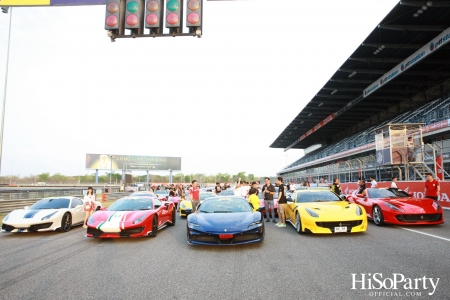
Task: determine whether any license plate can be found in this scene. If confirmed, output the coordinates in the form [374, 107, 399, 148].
[334, 226, 347, 233]
[219, 234, 233, 239]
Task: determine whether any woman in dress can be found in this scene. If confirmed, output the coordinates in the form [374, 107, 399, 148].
[83, 187, 96, 228]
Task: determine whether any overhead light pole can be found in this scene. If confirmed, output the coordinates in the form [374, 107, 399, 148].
[109, 155, 114, 192]
[0, 7, 12, 177]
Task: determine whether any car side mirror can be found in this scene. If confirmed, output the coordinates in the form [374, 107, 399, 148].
[408, 193, 413, 197]
[340, 195, 347, 201]
[356, 194, 364, 198]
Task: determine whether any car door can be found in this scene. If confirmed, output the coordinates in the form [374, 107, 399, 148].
[285, 192, 297, 222]
[70, 198, 85, 224]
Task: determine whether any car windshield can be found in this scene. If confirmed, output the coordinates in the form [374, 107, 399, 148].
[30, 198, 71, 209]
[200, 193, 216, 200]
[199, 197, 252, 213]
[108, 197, 154, 211]
[219, 190, 234, 196]
[368, 189, 400, 198]
[387, 188, 410, 197]
[296, 192, 341, 203]
[130, 192, 156, 197]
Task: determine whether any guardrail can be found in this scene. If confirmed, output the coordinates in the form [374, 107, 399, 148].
[0, 192, 131, 214]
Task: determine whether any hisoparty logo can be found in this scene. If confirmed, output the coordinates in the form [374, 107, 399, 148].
[431, 32, 450, 52]
[352, 273, 440, 296]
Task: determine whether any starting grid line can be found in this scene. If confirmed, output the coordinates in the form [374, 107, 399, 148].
[396, 227, 450, 242]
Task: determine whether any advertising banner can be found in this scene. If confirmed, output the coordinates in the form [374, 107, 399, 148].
[85, 154, 181, 170]
[340, 181, 450, 209]
[364, 27, 450, 97]
[0, 0, 105, 6]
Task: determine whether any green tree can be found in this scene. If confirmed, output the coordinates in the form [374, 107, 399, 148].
[51, 173, 67, 183]
[248, 174, 255, 181]
[37, 173, 50, 182]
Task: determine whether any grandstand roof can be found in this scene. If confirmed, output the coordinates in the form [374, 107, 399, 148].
[270, 0, 450, 151]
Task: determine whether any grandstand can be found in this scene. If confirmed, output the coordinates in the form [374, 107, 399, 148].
[271, 1, 450, 188]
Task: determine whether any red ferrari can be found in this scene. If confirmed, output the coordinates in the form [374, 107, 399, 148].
[347, 188, 444, 226]
[86, 196, 176, 238]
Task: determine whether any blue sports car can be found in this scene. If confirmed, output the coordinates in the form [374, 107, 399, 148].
[186, 196, 264, 245]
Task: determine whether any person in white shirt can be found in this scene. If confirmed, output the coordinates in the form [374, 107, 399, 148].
[241, 181, 250, 198]
[234, 178, 242, 197]
[290, 181, 296, 192]
[370, 176, 377, 188]
[391, 176, 398, 188]
[83, 187, 96, 228]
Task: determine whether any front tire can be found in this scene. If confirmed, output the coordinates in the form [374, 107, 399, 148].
[168, 209, 176, 226]
[60, 213, 72, 232]
[296, 213, 304, 234]
[148, 216, 158, 237]
[372, 205, 384, 226]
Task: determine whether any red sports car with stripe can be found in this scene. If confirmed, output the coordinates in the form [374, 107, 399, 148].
[347, 188, 444, 226]
[86, 196, 175, 238]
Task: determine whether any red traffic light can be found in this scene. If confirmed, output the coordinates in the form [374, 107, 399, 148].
[146, 14, 158, 26]
[166, 13, 179, 25]
[106, 15, 118, 27]
[187, 13, 199, 25]
[126, 14, 139, 26]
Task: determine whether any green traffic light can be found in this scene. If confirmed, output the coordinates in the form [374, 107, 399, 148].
[167, 0, 179, 11]
[127, 1, 139, 13]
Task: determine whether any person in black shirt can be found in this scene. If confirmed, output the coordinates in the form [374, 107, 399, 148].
[330, 178, 342, 196]
[214, 182, 222, 195]
[357, 178, 366, 196]
[262, 177, 276, 223]
[276, 177, 287, 227]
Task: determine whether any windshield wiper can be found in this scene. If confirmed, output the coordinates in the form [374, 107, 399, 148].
[138, 208, 150, 210]
[214, 211, 233, 213]
[199, 210, 210, 213]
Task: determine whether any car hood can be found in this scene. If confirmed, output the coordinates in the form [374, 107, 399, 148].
[91, 210, 153, 232]
[189, 212, 259, 233]
[377, 197, 441, 213]
[297, 201, 364, 220]
[3, 209, 62, 223]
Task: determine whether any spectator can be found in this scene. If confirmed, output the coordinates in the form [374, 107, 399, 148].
[290, 181, 296, 192]
[330, 178, 342, 196]
[370, 176, 377, 188]
[241, 181, 250, 198]
[247, 188, 260, 212]
[262, 177, 276, 223]
[276, 177, 287, 227]
[424, 173, 440, 201]
[189, 180, 200, 213]
[234, 178, 242, 197]
[391, 176, 398, 188]
[214, 182, 222, 195]
[357, 179, 366, 196]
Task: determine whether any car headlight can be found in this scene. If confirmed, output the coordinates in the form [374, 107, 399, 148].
[356, 206, 363, 216]
[188, 222, 200, 228]
[41, 211, 58, 221]
[305, 207, 319, 218]
[133, 214, 147, 224]
[384, 202, 402, 211]
[181, 202, 186, 209]
[3, 214, 10, 222]
[432, 201, 441, 211]
[248, 220, 262, 227]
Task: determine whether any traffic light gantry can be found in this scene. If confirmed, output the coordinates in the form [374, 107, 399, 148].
[105, 0, 202, 41]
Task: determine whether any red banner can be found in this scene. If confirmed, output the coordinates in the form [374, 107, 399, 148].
[340, 181, 450, 209]
[437, 155, 443, 180]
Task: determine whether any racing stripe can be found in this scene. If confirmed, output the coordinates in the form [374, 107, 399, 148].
[97, 222, 106, 230]
[107, 212, 117, 222]
[24, 210, 40, 219]
[121, 212, 128, 230]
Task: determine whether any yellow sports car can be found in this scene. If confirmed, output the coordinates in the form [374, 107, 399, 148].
[179, 192, 216, 217]
[284, 190, 367, 234]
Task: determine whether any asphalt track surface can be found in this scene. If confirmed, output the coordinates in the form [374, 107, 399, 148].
[1, 211, 449, 300]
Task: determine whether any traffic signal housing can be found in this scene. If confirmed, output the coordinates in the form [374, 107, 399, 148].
[145, 0, 164, 33]
[105, 0, 121, 31]
[125, 0, 144, 34]
[165, 0, 183, 33]
[186, 0, 202, 33]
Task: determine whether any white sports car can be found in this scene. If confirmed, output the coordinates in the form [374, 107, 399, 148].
[1, 196, 102, 233]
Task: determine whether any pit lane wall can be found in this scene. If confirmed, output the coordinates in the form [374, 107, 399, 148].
[340, 181, 450, 209]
